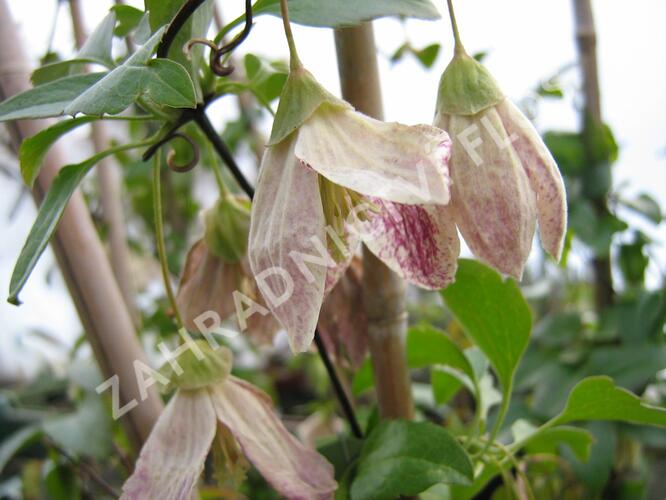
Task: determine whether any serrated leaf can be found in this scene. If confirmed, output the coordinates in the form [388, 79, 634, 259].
[441, 259, 531, 400]
[252, 0, 440, 27]
[0, 73, 105, 121]
[350, 420, 473, 500]
[552, 376, 666, 427]
[8, 145, 137, 304]
[20, 117, 97, 186]
[65, 29, 196, 116]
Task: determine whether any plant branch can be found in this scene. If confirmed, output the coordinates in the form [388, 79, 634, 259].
[157, 0, 208, 58]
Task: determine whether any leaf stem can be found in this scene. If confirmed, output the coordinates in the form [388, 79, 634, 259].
[446, 0, 466, 55]
[152, 154, 184, 330]
[279, 0, 303, 70]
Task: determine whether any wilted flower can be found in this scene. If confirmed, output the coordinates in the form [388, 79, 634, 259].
[121, 342, 336, 500]
[433, 47, 567, 279]
[177, 196, 280, 344]
[249, 66, 455, 352]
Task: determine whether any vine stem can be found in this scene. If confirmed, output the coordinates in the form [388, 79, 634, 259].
[446, 0, 466, 55]
[152, 154, 185, 329]
[278, 0, 303, 70]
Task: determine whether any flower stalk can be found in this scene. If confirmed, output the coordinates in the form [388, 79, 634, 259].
[279, 0, 302, 70]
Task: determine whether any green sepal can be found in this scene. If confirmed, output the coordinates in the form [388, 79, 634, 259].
[204, 195, 251, 263]
[159, 340, 233, 391]
[435, 52, 504, 116]
[268, 67, 350, 146]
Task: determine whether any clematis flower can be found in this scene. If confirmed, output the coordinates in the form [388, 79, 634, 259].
[249, 65, 456, 352]
[121, 342, 336, 500]
[177, 196, 280, 344]
[433, 45, 567, 279]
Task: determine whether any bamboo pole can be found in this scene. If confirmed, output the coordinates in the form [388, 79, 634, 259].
[334, 24, 414, 420]
[68, 0, 138, 323]
[0, 0, 162, 451]
[572, 0, 614, 310]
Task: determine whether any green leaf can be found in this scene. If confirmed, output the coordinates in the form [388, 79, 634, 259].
[159, 342, 233, 391]
[552, 376, 666, 427]
[78, 11, 116, 67]
[146, 0, 213, 100]
[0, 426, 42, 473]
[244, 53, 289, 103]
[431, 368, 465, 405]
[511, 419, 594, 462]
[525, 426, 594, 462]
[569, 200, 628, 256]
[8, 145, 137, 304]
[621, 193, 663, 224]
[350, 420, 473, 500]
[65, 29, 196, 116]
[252, 0, 440, 27]
[441, 259, 531, 400]
[30, 12, 117, 86]
[112, 4, 145, 37]
[415, 43, 440, 68]
[19, 117, 97, 186]
[0, 73, 105, 121]
[31, 60, 87, 86]
[407, 324, 475, 381]
[352, 324, 476, 395]
[42, 396, 112, 459]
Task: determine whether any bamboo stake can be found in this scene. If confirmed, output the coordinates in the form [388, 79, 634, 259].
[572, 0, 614, 310]
[0, 0, 162, 451]
[68, 0, 138, 323]
[334, 24, 414, 420]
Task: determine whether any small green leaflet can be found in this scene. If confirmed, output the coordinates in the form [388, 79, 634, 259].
[64, 28, 196, 116]
[350, 420, 473, 500]
[8, 144, 142, 305]
[552, 376, 666, 427]
[0, 73, 105, 121]
[252, 0, 440, 27]
[441, 259, 531, 401]
[19, 117, 97, 187]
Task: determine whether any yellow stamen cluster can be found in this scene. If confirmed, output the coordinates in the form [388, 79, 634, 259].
[318, 176, 377, 262]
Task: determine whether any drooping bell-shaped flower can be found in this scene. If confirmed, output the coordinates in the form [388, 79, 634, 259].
[249, 64, 455, 352]
[121, 341, 336, 500]
[177, 195, 279, 344]
[433, 36, 567, 279]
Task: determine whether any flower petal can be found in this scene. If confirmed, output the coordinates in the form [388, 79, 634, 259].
[295, 106, 451, 205]
[438, 108, 537, 279]
[121, 390, 217, 500]
[249, 136, 328, 352]
[497, 99, 567, 260]
[319, 257, 368, 368]
[360, 200, 459, 289]
[210, 377, 337, 500]
[176, 240, 242, 333]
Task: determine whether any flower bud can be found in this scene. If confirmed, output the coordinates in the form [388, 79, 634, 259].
[204, 195, 251, 263]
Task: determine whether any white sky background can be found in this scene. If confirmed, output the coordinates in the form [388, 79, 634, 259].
[1, 0, 665, 378]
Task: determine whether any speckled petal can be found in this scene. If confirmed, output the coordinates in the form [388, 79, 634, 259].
[249, 136, 328, 352]
[437, 108, 537, 279]
[360, 200, 459, 289]
[295, 106, 452, 205]
[176, 240, 242, 333]
[120, 390, 216, 500]
[497, 99, 567, 260]
[210, 377, 337, 500]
